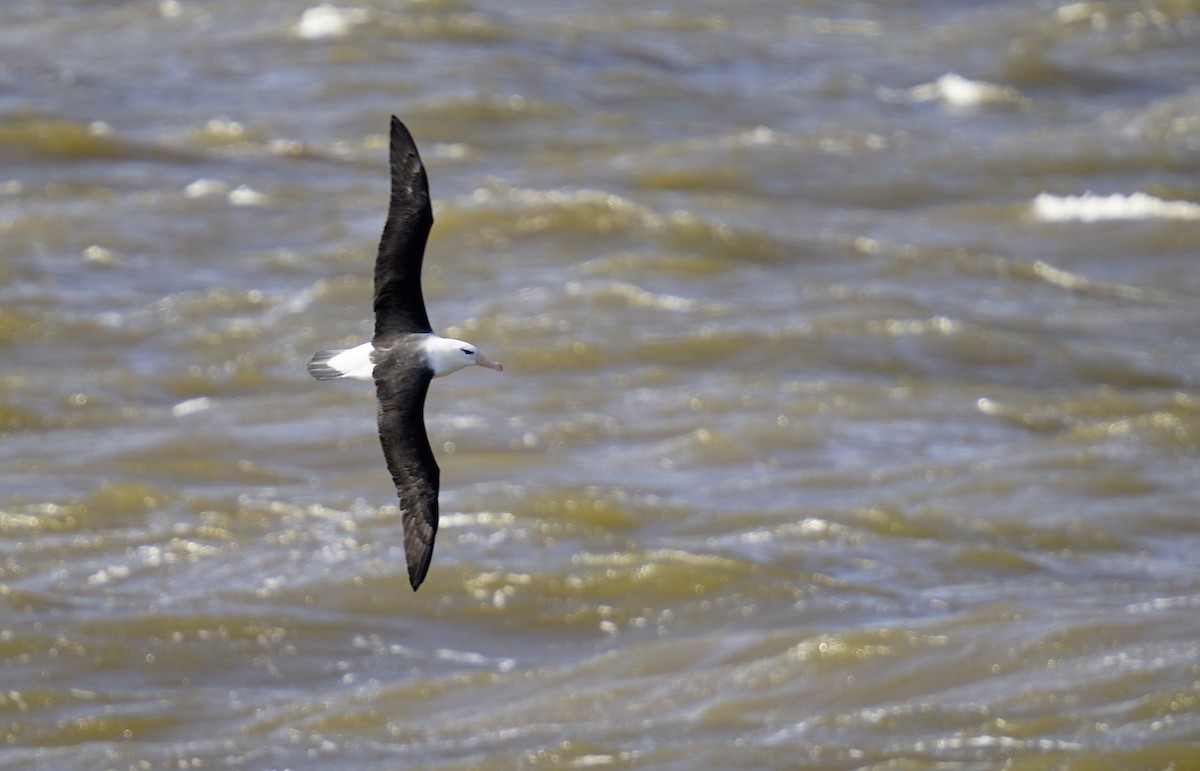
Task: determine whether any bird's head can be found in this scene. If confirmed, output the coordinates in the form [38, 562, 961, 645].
[424, 336, 504, 378]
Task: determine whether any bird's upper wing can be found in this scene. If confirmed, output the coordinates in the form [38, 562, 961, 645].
[374, 347, 439, 590]
[373, 116, 434, 339]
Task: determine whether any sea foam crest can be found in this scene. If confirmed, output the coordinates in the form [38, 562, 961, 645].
[880, 73, 1022, 110]
[294, 3, 369, 40]
[1032, 192, 1200, 223]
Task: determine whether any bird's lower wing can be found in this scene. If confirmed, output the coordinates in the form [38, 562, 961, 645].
[374, 354, 440, 590]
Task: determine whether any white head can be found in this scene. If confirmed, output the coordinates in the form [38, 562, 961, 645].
[422, 335, 504, 378]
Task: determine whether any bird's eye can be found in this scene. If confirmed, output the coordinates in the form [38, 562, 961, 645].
[461, 347, 474, 355]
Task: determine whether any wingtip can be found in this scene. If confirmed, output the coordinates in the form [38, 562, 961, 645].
[407, 556, 431, 591]
[405, 527, 437, 592]
[389, 115, 416, 148]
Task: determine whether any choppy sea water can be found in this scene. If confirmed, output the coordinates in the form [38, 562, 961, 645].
[2, 1, 1200, 768]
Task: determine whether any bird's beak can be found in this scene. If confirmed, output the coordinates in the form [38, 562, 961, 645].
[476, 353, 504, 372]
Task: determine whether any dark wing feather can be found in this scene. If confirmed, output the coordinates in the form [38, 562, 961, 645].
[374, 345, 439, 590]
[373, 116, 434, 339]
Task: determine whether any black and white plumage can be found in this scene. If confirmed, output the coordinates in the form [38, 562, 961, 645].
[308, 116, 503, 591]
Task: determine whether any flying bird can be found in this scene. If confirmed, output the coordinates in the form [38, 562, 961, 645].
[307, 116, 503, 590]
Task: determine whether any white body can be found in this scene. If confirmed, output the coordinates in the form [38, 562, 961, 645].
[316, 335, 501, 381]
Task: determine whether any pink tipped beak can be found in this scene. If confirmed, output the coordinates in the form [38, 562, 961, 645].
[476, 354, 504, 372]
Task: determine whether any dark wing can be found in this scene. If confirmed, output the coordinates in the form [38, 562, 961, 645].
[373, 116, 434, 339]
[374, 347, 440, 590]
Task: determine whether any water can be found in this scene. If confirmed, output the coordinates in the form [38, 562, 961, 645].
[2, 0, 1200, 768]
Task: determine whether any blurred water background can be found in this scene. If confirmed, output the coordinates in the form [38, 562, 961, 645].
[2, 0, 1200, 768]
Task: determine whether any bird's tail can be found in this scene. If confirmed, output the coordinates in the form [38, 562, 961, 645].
[306, 342, 376, 381]
[307, 349, 350, 380]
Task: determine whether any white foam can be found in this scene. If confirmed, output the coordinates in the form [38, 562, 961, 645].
[887, 73, 1021, 109]
[184, 179, 229, 198]
[82, 245, 116, 266]
[228, 185, 268, 207]
[172, 397, 212, 417]
[1032, 192, 1200, 223]
[295, 4, 369, 40]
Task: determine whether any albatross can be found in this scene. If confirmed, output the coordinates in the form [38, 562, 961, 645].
[307, 116, 503, 591]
